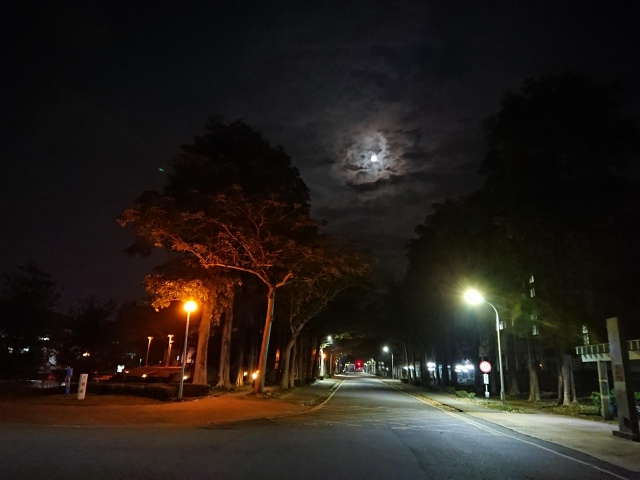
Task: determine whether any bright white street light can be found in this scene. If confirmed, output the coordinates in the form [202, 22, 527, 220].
[464, 289, 506, 404]
[464, 289, 484, 305]
[383, 346, 389, 353]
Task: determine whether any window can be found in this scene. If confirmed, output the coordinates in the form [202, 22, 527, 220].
[499, 320, 505, 330]
[532, 324, 539, 336]
[530, 287, 535, 298]
[529, 275, 535, 284]
[582, 325, 590, 346]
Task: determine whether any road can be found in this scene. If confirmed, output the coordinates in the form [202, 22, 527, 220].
[1, 374, 636, 479]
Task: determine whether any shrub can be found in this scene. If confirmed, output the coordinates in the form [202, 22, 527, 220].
[455, 390, 476, 399]
[443, 386, 456, 394]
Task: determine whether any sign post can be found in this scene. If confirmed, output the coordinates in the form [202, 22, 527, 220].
[77, 373, 88, 400]
[479, 361, 492, 400]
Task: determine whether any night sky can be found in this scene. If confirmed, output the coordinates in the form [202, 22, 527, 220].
[3, 1, 639, 307]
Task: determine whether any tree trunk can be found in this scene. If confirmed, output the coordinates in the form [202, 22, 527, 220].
[557, 365, 564, 405]
[311, 336, 320, 380]
[280, 333, 297, 389]
[562, 355, 572, 406]
[298, 335, 306, 385]
[526, 336, 540, 402]
[289, 339, 297, 388]
[234, 327, 245, 387]
[569, 355, 579, 404]
[254, 286, 276, 394]
[215, 303, 234, 388]
[193, 296, 214, 385]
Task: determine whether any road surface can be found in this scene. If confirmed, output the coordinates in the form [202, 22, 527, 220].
[1, 374, 636, 479]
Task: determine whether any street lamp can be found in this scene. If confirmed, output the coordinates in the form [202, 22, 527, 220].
[464, 289, 506, 404]
[383, 346, 394, 379]
[166, 334, 174, 367]
[146, 336, 153, 367]
[178, 300, 197, 400]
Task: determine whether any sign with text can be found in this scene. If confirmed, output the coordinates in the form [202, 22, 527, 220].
[479, 361, 492, 373]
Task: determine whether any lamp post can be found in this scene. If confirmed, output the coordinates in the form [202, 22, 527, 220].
[178, 301, 197, 400]
[166, 334, 174, 367]
[383, 346, 394, 379]
[464, 289, 506, 404]
[145, 336, 153, 367]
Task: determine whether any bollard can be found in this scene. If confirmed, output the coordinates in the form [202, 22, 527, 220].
[77, 373, 88, 400]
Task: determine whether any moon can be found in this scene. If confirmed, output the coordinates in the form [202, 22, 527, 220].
[371, 154, 378, 162]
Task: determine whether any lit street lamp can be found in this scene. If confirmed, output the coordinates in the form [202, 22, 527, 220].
[146, 336, 153, 367]
[178, 300, 197, 400]
[383, 346, 394, 379]
[464, 289, 506, 404]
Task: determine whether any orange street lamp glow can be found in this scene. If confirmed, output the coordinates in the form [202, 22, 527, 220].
[178, 300, 197, 400]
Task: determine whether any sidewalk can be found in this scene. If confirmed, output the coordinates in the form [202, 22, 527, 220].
[391, 382, 640, 474]
[0, 378, 342, 427]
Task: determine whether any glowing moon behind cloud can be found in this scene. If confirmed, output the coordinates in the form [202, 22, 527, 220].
[371, 154, 378, 162]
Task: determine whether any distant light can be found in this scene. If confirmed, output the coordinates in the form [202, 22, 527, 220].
[327, 336, 332, 341]
[117, 365, 125, 373]
[252, 371, 258, 380]
[158, 168, 164, 172]
[82, 352, 90, 357]
[243, 371, 248, 377]
[184, 301, 197, 312]
[142, 374, 147, 378]
[183, 375, 188, 380]
[371, 154, 378, 162]
[383, 346, 389, 353]
[427, 362, 435, 368]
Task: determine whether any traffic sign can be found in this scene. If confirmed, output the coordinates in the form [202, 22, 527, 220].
[483, 373, 489, 385]
[479, 361, 492, 373]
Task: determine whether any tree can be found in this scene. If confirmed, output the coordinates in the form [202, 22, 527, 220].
[480, 74, 640, 402]
[0, 264, 63, 379]
[61, 296, 117, 371]
[143, 259, 238, 385]
[277, 242, 373, 389]
[120, 119, 315, 392]
[120, 187, 319, 392]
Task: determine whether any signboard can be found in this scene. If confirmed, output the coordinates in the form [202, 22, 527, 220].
[483, 374, 489, 385]
[479, 361, 492, 373]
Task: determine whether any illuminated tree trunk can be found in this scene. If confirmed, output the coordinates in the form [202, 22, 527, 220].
[526, 336, 540, 402]
[289, 339, 297, 388]
[234, 328, 245, 387]
[216, 302, 234, 388]
[280, 332, 297, 389]
[254, 286, 276, 394]
[193, 296, 214, 385]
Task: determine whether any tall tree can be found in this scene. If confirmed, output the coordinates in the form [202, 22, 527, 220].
[120, 187, 319, 392]
[0, 264, 63, 379]
[277, 242, 373, 389]
[144, 260, 237, 385]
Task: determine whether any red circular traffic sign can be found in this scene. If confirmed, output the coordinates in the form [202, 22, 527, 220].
[479, 361, 492, 373]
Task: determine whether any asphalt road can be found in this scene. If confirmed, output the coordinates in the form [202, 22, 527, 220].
[1, 374, 637, 479]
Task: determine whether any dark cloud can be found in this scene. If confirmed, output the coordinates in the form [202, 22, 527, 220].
[2, 0, 639, 304]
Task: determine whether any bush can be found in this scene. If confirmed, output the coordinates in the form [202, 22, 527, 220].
[443, 386, 456, 394]
[455, 390, 476, 399]
[86, 383, 210, 401]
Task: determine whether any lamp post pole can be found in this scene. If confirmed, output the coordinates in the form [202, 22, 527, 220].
[464, 289, 506, 405]
[178, 301, 197, 400]
[486, 301, 507, 404]
[383, 346, 394, 379]
[145, 336, 153, 367]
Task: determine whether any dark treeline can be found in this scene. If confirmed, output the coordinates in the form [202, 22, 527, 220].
[371, 74, 640, 403]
